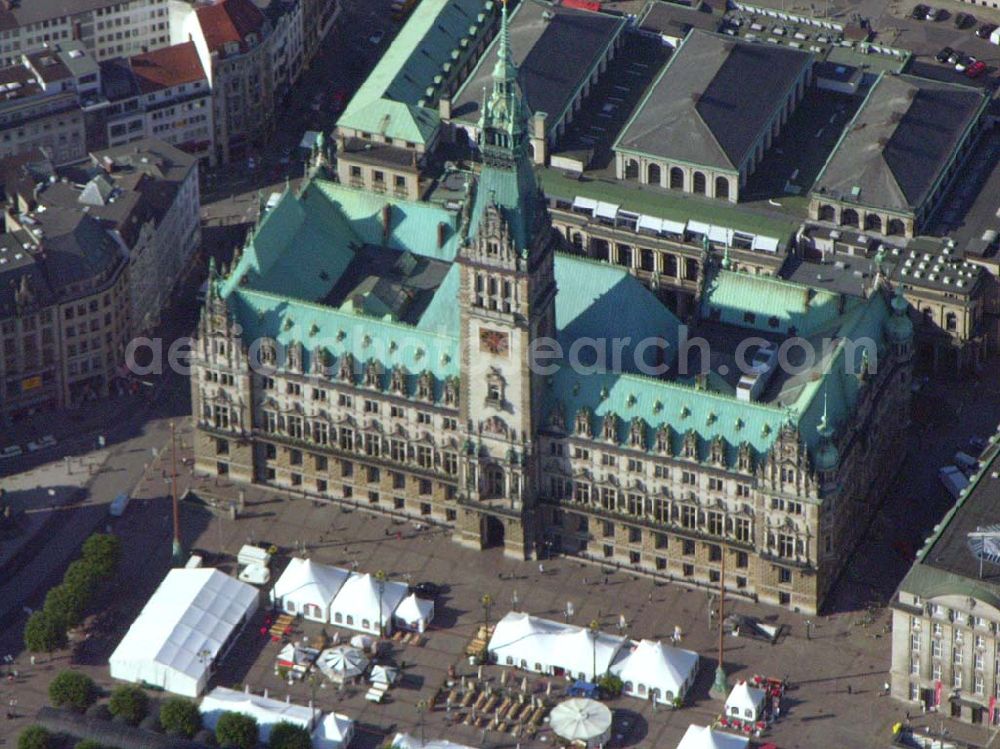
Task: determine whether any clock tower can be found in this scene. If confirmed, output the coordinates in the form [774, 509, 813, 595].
[454, 0, 557, 559]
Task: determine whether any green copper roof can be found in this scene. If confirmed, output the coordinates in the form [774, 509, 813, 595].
[701, 269, 857, 337]
[336, 0, 493, 144]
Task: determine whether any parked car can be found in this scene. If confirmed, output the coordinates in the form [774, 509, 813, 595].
[965, 59, 987, 77]
[955, 11, 975, 28]
[936, 46, 954, 63]
[924, 6, 943, 20]
[912, 3, 929, 18]
[967, 436, 989, 455]
[947, 50, 962, 65]
[368, 29, 385, 45]
[0, 445, 22, 460]
[411, 582, 441, 599]
[955, 54, 976, 72]
[976, 22, 998, 38]
[27, 435, 56, 452]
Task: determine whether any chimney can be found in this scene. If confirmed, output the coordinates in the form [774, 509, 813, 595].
[382, 204, 391, 243]
[437, 221, 447, 248]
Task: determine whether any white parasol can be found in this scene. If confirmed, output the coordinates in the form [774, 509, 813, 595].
[549, 698, 613, 748]
[318, 646, 369, 682]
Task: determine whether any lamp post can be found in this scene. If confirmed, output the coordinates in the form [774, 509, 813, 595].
[170, 422, 184, 565]
[588, 619, 600, 683]
[710, 546, 728, 699]
[481, 594, 493, 634]
[375, 569, 387, 638]
[511, 589, 519, 612]
[416, 699, 429, 745]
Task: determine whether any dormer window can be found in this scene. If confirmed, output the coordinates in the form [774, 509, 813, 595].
[488, 241, 499, 257]
[485, 367, 505, 406]
[224, 41, 239, 56]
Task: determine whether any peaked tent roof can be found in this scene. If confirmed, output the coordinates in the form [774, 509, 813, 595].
[725, 681, 767, 715]
[331, 573, 409, 621]
[394, 593, 435, 623]
[200, 687, 315, 739]
[272, 558, 350, 608]
[676, 724, 749, 749]
[612, 639, 699, 695]
[487, 612, 626, 678]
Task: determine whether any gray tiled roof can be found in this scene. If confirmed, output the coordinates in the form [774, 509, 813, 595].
[812, 74, 987, 213]
[614, 31, 812, 171]
[451, 0, 624, 133]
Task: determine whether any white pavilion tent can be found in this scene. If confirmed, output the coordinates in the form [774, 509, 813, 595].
[724, 681, 767, 722]
[549, 698, 612, 749]
[393, 593, 435, 632]
[271, 558, 350, 623]
[313, 712, 355, 749]
[329, 573, 409, 635]
[676, 724, 749, 749]
[200, 687, 318, 742]
[109, 569, 259, 697]
[611, 639, 700, 705]
[317, 646, 369, 684]
[392, 733, 476, 749]
[487, 612, 626, 680]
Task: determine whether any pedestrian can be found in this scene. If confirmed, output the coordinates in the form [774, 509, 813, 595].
[583, 576, 588, 585]
[648, 592, 653, 603]
[539, 562, 544, 574]
[847, 684, 852, 695]
[604, 575, 608, 585]
[883, 681, 890, 696]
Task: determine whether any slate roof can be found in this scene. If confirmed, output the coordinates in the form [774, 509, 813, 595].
[614, 31, 813, 171]
[638, 1, 720, 39]
[898, 441, 1000, 610]
[336, 0, 492, 144]
[450, 1, 624, 133]
[811, 73, 988, 214]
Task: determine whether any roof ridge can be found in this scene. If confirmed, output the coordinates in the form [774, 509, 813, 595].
[603, 370, 791, 417]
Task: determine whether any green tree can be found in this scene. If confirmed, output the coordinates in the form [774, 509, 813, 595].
[215, 712, 259, 749]
[81, 534, 122, 577]
[267, 722, 312, 749]
[17, 726, 51, 749]
[108, 685, 148, 725]
[23, 611, 67, 653]
[42, 583, 89, 629]
[48, 670, 97, 712]
[62, 560, 99, 599]
[159, 697, 202, 738]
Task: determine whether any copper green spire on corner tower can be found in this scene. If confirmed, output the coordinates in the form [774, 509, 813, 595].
[478, 0, 529, 160]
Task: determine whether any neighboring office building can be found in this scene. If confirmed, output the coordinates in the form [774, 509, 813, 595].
[191, 9, 914, 614]
[445, 0, 625, 165]
[181, 0, 273, 164]
[261, 0, 305, 103]
[300, 0, 339, 68]
[0, 0, 173, 67]
[0, 163, 131, 420]
[99, 42, 214, 165]
[0, 43, 102, 166]
[635, 0, 722, 47]
[890, 436, 1000, 724]
[334, 0, 501, 199]
[613, 31, 813, 203]
[810, 73, 989, 239]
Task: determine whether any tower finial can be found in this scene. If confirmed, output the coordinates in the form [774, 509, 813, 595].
[817, 383, 833, 438]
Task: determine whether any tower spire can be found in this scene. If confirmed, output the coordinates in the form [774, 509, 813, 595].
[493, 0, 514, 84]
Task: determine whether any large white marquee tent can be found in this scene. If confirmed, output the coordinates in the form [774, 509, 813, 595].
[109, 569, 259, 697]
[271, 558, 350, 622]
[200, 687, 318, 742]
[329, 573, 409, 635]
[392, 733, 475, 749]
[675, 725, 748, 749]
[487, 612, 626, 680]
[611, 639, 700, 705]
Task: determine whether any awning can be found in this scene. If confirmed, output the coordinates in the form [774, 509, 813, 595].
[572, 196, 598, 212]
[687, 220, 710, 235]
[707, 226, 732, 244]
[753, 236, 780, 252]
[661, 219, 686, 235]
[594, 202, 620, 220]
[637, 215, 662, 233]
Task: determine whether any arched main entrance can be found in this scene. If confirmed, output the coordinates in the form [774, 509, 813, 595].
[481, 515, 505, 549]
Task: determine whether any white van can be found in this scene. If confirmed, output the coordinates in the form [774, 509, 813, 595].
[939, 465, 970, 500]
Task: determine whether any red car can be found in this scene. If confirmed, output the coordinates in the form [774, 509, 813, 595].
[966, 60, 987, 78]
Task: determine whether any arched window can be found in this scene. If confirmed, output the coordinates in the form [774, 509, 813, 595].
[346, 615, 354, 625]
[841, 208, 859, 227]
[669, 167, 684, 189]
[818, 204, 836, 222]
[887, 218, 905, 236]
[334, 612, 342, 623]
[362, 619, 370, 630]
[693, 172, 706, 194]
[865, 214, 883, 233]
[286, 601, 296, 613]
[715, 176, 730, 200]
[625, 159, 639, 180]
[647, 163, 661, 185]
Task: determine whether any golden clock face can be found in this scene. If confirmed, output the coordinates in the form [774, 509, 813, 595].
[480, 328, 509, 355]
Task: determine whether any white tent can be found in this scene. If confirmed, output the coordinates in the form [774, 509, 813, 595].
[329, 573, 408, 635]
[200, 687, 317, 742]
[611, 639, 699, 705]
[392, 733, 475, 749]
[725, 681, 767, 721]
[109, 569, 259, 697]
[271, 558, 350, 623]
[370, 664, 399, 685]
[487, 612, 626, 680]
[549, 698, 612, 748]
[676, 724, 749, 749]
[312, 712, 355, 749]
[393, 593, 435, 632]
[317, 646, 368, 683]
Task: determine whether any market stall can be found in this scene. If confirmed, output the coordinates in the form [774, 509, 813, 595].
[393, 593, 435, 632]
